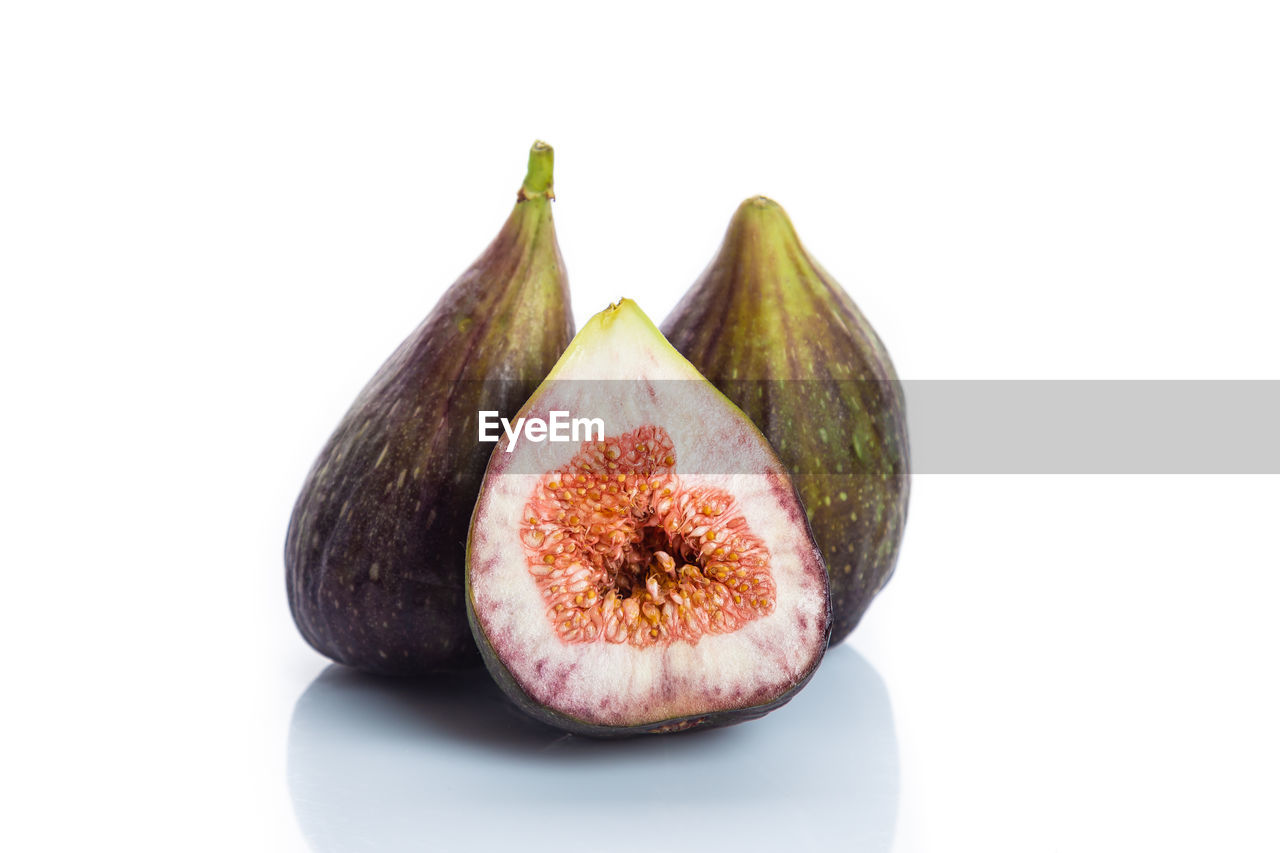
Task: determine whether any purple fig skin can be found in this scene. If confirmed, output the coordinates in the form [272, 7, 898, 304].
[662, 197, 909, 645]
[285, 143, 573, 675]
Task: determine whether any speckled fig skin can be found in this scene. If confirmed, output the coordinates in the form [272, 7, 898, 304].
[285, 143, 573, 675]
[662, 197, 909, 645]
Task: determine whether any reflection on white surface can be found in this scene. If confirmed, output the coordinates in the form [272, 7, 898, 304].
[287, 644, 898, 852]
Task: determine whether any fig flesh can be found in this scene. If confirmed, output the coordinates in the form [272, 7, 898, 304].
[286, 143, 574, 674]
[662, 197, 909, 645]
[467, 299, 831, 736]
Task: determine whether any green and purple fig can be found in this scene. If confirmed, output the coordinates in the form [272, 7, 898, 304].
[286, 142, 574, 674]
[467, 299, 831, 736]
[662, 197, 909, 645]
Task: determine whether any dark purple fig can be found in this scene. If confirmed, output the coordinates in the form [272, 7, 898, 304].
[286, 142, 573, 674]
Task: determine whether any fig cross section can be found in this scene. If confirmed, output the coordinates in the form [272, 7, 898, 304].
[467, 300, 831, 736]
[521, 424, 777, 648]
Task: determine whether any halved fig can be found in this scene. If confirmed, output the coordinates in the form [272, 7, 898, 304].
[466, 299, 831, 736]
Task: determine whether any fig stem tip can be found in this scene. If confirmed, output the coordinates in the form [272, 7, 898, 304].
[520, 141, 555, 201]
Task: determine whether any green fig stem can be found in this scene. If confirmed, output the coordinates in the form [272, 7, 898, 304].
[519, 141, 555, 202]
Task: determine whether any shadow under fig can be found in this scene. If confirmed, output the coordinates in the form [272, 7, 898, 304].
[287, 643, 899, 852]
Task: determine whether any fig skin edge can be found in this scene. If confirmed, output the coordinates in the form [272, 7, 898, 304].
[285, 143, 574, 675]
[662, 197, 910, 646]
[465, 300, 832, 738]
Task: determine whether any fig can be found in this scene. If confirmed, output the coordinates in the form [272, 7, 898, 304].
[286, 142, 574, 674]
[662, 197, 909, 645]
[466, 299, 831, 736]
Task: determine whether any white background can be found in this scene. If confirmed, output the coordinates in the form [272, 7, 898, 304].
[3, 2, 1278, 851]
